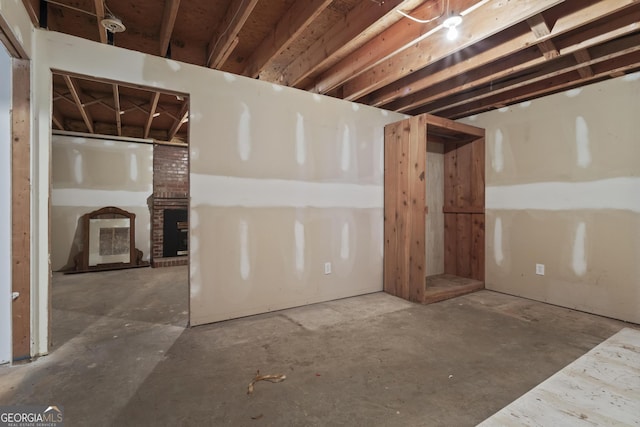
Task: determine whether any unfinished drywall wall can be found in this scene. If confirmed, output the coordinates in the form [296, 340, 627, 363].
[426, 141, 444, 276]
[0, 0, 33, 59]
[51, 135, 153, 271]
[461, 73, 640, 324]
[30, 29, 406, 347]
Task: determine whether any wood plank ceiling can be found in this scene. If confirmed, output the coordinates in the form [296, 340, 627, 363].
[24, 0, 640, 140]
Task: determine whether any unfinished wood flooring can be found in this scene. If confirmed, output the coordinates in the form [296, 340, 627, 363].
[424, 274, 484, 304]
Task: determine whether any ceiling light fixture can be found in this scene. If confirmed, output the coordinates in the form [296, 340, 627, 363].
[100, 2, 126, 33]
[442, 13, 463, 40]
[101, 14, 126, 33]
[397, 0, 467, 41]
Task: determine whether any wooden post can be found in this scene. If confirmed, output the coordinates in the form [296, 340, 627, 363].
[383, 116, 426, 303]
[11, 58, 31, 361]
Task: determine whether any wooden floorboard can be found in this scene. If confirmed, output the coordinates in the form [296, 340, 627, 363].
[479, 328, 640, 426]
[424, 274, 484, 304]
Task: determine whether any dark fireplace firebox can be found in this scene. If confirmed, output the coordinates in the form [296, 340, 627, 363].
[163, 209, 188, 258]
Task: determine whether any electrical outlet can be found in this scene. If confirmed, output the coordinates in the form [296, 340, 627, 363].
[324, 262, 332, 275]
[536, 264, 545, 276]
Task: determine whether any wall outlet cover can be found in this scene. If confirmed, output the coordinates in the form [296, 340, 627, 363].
[536, 264, 545, 276]
[324, 262, 332, 275]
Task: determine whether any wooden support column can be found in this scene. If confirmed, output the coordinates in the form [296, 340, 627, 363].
[11, 59, 31, 361]
[383, 115, 426, 303]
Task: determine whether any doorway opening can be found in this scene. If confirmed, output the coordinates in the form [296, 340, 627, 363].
[49, 71, 190, 351]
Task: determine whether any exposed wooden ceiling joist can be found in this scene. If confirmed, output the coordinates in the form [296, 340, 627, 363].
[278, 0, 418, 87]
[144, 92, 161, 138]
[243, 0, 333, 78]
[159, 0, 181, 56]
[573, 49, 595, 78]
[52, 109, 65, 130]
[112, 84, 122, 136]
[39, 0, 640, 123]
[418, 33, 640, 116]
[53, 72, 188, 142]
[63, 75, 94, 133]
[82, 95, 112, 108]
[93, 0, 107, 44]
[309, 0, 481, 94]
[370, 0, 640, 110]
[168, 101, 189, 141]
[526, 14, 560, 59]
[437, 49, 640, 119]
[343, 0, 565, 101]
[207, 0, 259, 69]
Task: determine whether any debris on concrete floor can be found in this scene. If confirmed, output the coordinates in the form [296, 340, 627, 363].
[247, 370, 286, 395]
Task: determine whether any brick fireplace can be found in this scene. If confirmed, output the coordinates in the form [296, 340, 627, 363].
[150, 144, 189, 267]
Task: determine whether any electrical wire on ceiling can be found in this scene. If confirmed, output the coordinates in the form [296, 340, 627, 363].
[397, 0, 445, 24]
[43, 0, 125, 33]
[395, 0, 480, 41]
[206, 0, 248, 67]
[44, 0, 97, 17]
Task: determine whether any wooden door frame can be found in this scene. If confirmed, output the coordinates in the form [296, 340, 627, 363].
[1, 16, 32, 361]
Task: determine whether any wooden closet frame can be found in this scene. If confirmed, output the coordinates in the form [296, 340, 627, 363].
[383, 114, 485, 303]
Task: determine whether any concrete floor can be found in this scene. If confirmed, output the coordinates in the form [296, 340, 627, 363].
[0, 266, 635, 426]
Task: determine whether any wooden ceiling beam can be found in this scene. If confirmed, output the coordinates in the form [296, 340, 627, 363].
[51, 109, 65, 130]
[159, 0, 181, 56]
[278, 0, 416, 87]
[417, 34, 640, 115]
[342, 0, 564, 101]
[309, 0, 481, 94]
[368, 0, 640, 108]
[93, 0, 107, 43]
[217, 36, 240, 69]
[63, 75, 94, 134]
[81, 95, 112, 108]
[122, 102, 151, 115]
[526, 13, 559, 59]
[64, 119, 165, 140]
[207, 0, 259, 69]
[19, 0, 39, 27]
[112, 84, 122, 137]
[445, 61, 640, 120]
[144, 92, 161, 139]
[168, 101, 188, 141]
[243, 0, 333, 78]
[573, 49, 595, 78]
[388, 17, 640, 113]
[53, 90, 71, 102]
[155, 106, 178, 121]
[435, 48, 640, 119]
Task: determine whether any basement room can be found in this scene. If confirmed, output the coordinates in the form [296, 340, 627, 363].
[1, 0, 638, 425]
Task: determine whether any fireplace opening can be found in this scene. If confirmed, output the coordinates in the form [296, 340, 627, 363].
[163, 209, 188, 258]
